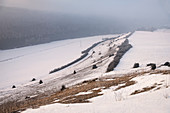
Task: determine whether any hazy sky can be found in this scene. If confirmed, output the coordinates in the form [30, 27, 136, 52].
[0, 0, 170, 26]
[1, 0, 170, 15]
[0, 0, 169, 49]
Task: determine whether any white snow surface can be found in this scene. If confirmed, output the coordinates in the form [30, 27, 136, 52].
[0, 34, 118, 89]
[115, 30, 170, 70]
[22, 30, 170, 113]
[23, 72, 170, 113]
[0, 33, 130, 105]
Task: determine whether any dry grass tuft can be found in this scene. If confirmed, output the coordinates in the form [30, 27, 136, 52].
[149, 70, 170, 75]
[131, 85, 156, 95]
[115, 80, 136, 91]
[57, 89, 102, 104]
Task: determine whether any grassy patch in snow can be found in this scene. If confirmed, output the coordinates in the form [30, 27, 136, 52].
[131, 85, 156, 95]
[115, 80, 136, 91]
[0, 69, 169, 113]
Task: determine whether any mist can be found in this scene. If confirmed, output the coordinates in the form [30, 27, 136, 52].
[1, 0, 170, 21]
[0, 0, 170, 49]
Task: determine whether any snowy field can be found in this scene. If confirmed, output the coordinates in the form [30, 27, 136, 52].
[0, 33, 132, 108]
[22, 29, 170, 113]
[0, 34, 118, 89]
[23, 72, 170, 113]
[115, 30, 170, 70]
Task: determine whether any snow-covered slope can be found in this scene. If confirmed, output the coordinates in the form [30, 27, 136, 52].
[22, 29, 170, 113]
[115, 30, 170, 70]
[0, 34, 118, 89]
[23, 71, 170, 113]
[0, 32, 131, 110]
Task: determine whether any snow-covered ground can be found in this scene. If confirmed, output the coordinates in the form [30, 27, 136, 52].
[0, 34, 118, 89]
[23, 72, 170, 113]
[115, 30, 170, 70]
[0, 32, 133, 107]
[22, 29, 170, 113]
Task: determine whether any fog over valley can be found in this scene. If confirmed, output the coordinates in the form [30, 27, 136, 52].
[0, 0, 170, 49]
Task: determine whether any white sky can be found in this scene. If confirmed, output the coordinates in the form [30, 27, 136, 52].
[0, 0, 170, 26]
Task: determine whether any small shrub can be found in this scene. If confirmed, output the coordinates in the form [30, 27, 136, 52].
[73, 70, 76, 74]
[39, 80, 43, 84]
[133, 63, 139, 68]
[147, 63, 156, 70]
[164, 62, 170, 66]
[92, 64, 97, 69]
[61, 85, 66, 91]
[32, 78, 36, 81]
[12, 85, 16, 88]
[151, 64, 156, 70]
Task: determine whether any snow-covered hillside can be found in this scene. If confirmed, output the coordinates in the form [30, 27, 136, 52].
[22, 30, 170, 113]
[0, 30, 169, 113]
[0, 32, 132, 113]
[23, 70, 170, 113]
[115, 30, 170, 70]
[0, 34, 118, 89]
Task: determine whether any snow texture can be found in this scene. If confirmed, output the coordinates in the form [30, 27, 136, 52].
[22, 30, 170, 113]
[23, 72, 170, 113]
[0, 33, 129, 105]
[115, 30, 170, 70]
[0, 34, 118, 89]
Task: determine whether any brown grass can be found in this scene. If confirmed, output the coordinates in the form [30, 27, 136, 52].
[149, 70, 170, 75]
[154, 87, 161, 91]
[0, 69, 169, 113]
[0, 75, 134, 113]
[131, 85, 156, 95]
[57, 89, 102, 103]
[115, 80, 136, 91]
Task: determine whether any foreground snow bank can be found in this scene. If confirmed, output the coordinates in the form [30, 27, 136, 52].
[23, 70, 170, 113]
[115, 30, 170, 70]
